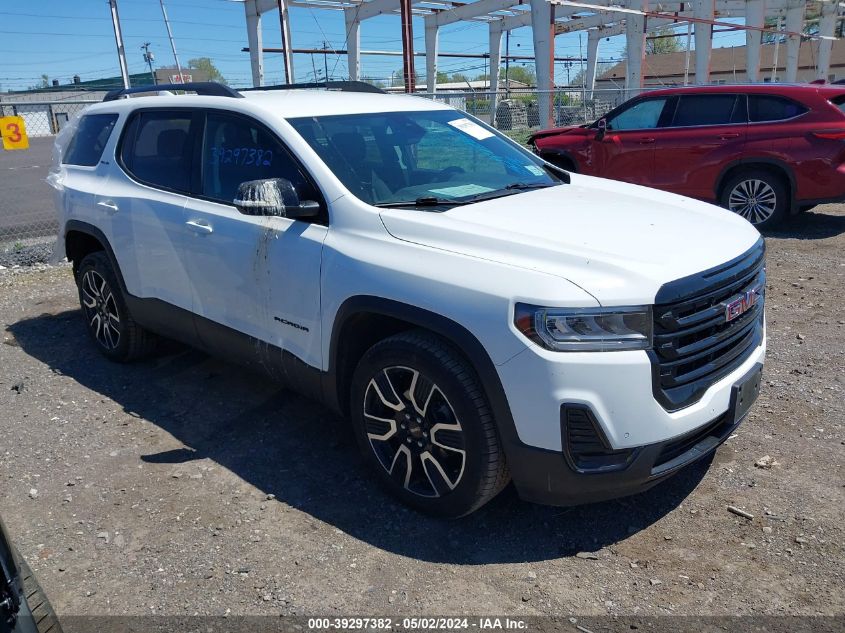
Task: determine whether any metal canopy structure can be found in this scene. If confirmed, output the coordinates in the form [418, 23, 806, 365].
[240, 0, 842, 127]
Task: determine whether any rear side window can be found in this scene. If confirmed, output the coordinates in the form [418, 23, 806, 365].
[748, 95, 808, 122]
[62, 113, 118, 166]
[831, 94, 845, 114]
[119, 111, 193, 193]
[672, 95, 744, 127]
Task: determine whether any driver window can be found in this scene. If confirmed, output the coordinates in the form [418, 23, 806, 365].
[201, 112, 311, 205]
[607, 98, 668, 131]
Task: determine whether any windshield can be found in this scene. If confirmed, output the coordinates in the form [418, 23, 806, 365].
[288, 110, 563, 207]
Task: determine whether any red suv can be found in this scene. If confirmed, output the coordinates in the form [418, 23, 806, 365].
[529, 84, 845, 229]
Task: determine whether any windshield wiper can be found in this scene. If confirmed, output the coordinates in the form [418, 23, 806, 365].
[375, 196, 472, 208]
[462, 181, 558, 203]
[504, 182, 556, 191]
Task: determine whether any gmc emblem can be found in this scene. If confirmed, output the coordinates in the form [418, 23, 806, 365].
[724, 286, 762, 323]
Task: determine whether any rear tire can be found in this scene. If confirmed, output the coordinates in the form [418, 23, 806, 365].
[76, 252, 157, 362]
[350, 330, 510, 518]
[720, 169, 788, 230]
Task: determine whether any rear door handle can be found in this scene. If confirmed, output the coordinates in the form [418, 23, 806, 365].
[185, 220, 213, 235]
[638, 137, 656, 144]
[719, 133, 741, 140]
[96, 200, 119, 214]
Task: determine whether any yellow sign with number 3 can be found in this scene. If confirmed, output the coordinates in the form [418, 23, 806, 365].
[0, 116, 30, 150]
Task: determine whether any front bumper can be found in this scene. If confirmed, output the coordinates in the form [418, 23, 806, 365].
[505, 362, 763, 506]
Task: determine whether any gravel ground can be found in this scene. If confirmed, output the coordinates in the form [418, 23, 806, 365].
[0, 206, 843, 622]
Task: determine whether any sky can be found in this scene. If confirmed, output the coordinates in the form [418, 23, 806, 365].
[0, 0, 749, 92]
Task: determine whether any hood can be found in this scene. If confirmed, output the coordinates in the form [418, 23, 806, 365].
[529, 125, 588, 142]
[379, 173, 761, 305]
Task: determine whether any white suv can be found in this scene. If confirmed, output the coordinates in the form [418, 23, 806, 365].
[49, 82, 766, 517]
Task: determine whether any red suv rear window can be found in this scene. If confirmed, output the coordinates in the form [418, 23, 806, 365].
[830, 94, 845, 114]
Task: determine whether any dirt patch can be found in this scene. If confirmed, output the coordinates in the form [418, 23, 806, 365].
[0, 207, 843, 618]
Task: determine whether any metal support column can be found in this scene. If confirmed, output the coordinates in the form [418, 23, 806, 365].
[530, 0, 555, 128]
[817, 1, 838, 80]
[489, 21, 503, 126]
[745, 0, 764, 82]
[626, 0, 647, 94]
[399, 0, 416, 92]
[785, 0, 805, 83]
[585, 29, 600, 100]
[345, 8, 361, 81]
[424, 16, 439, 93]
[245, 0, 265, 87]
[278, 0, 294, 83]
[694, 0, 714, 84]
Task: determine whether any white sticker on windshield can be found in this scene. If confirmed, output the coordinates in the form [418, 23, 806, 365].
[447, 117, 494, 140]
[525, 165, 545, 176]
[429, 184, 495, 197]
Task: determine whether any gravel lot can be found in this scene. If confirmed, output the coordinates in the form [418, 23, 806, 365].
[0, 206, 843, 622]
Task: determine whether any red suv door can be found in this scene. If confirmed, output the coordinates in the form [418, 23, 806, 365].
[651, 93, 748, 200]
[593, 95, 675, 186]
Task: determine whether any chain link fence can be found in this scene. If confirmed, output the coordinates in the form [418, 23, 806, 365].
[0, 99, 97, 267]
[417, 87, 639, 137]
[0, 87, 638, 267]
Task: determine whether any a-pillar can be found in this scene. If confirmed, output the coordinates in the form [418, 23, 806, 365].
[585, 29, 601, 100]
[626, 0, 648, 95]
[816, 0, 838, 80]
[694, 0, 713, 85]
[745, 0, 764, 82]
[345, 8, 361, 81]
[424, 16, 439, 93]
[245, 0, 264, 87]
[489, 21, 503, 126]
[530, 0, 554, 128]
[784, 0, 805, 83]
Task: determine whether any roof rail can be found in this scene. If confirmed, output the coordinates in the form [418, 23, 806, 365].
[240, 81, 386, 95]
[103, 82, 243, 102]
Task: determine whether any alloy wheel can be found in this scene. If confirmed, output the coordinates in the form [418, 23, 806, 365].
[728, 179, 777, 225]
[80, 269, 121, 350]
[363, 366, 466, 498]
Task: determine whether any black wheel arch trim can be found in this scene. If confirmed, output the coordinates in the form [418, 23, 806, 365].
[64, 220, 129, 293]
[323, 296, 537, 473]
[715, 157, 797, 209]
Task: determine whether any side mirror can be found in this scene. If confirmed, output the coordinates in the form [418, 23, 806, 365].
[596, 118, 608, 139]
[233, 178, 320, 219]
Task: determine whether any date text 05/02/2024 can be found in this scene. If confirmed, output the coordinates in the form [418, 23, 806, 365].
[307, 617, 529, 631]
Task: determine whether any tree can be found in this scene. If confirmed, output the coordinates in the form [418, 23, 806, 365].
[28, 74, 50, 90]
[645, 26, 683, 55]
[187, 57, 226, 84]
[501, 65, 536, 86]
[762, 4, 821, 43]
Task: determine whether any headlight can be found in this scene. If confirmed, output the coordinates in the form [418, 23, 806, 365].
[514, 303, 653, 352]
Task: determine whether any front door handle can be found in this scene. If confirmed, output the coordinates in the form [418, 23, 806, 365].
[185, 220, 213, 235]
[637, 137, 656, 144]
[719, 133, 741, 140]
[96, 200, 119, 214]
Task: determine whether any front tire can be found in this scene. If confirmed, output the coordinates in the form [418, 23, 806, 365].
[720, 169, 788, 229]
[350, 331, 509, 517]
[76, 251, 156, 362]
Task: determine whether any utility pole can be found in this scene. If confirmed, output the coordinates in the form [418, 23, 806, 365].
[159, 0, 184, 83]
[141, 42, 157, 84]
[322, 41, 330, 82]
[108, 0, 130, 89]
